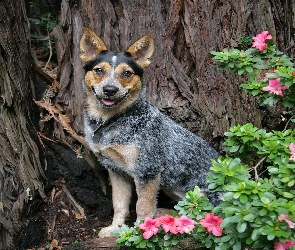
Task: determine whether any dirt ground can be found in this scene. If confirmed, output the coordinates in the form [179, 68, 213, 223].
[14, 140, 177, 250]
[17, 185, 130, 250]
[17, 184, 180, 250]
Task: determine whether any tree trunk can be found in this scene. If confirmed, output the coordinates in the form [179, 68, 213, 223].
[0, 1, 46, 249]
[52, 0, 295, 150]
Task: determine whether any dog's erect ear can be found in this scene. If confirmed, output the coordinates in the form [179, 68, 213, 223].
[80, 28, 107, 63]
[126, 34, 154, 68]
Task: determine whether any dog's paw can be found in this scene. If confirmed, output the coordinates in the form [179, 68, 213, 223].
[99, 225, 120, 238]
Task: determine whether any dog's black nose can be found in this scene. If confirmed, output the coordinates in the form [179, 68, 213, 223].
[103, 85, 119, 97]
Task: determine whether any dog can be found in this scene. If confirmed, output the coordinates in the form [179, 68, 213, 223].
[79, 28, 220, 238]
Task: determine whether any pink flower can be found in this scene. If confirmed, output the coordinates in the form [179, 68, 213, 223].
[289, 143, 295, 160]
[262, 78, 289, 97]
[157, 215, 179, 234]
[252, 31, 272, 50]
[199, 213, 223, 236]
[279, 214, 295, 228]
[157, 215, 196, 234]
[274, 240, 295, 250]
[176, 215, 196, 234]
[138, 217, 160, 239]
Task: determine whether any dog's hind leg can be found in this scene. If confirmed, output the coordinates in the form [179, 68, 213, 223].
[135, 174, 160, 221]
[99, 170, 132, 238]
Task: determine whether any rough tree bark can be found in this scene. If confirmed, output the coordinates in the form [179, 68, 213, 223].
[52, 0, 295, 151]
[0, 1, 46, 249]
[0, 0, 294, 249]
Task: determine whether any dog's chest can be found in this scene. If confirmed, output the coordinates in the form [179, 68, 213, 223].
[84, 103, 160, 176]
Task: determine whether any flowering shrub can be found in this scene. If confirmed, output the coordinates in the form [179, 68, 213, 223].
[199, 213, 223, 236]
[113, 31, 295, 249]
[112, 214, 196, 249]
[112, 186, 221, 249]
[210, 31, 295, 107]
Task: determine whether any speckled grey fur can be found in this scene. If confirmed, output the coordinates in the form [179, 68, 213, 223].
[84, 84, 221, 205]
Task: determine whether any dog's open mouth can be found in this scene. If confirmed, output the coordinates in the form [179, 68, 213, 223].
[96, 93, 129, 109]
[91, 86, 129, 108]
[100, 98, 117, 106]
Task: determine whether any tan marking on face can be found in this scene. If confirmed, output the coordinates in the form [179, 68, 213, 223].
[114, 63, 142, 91]
[84, 62, 112, 91]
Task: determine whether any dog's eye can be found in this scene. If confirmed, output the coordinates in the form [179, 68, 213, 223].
[93, 67, 105, 75]
[122, 70, 133, 78]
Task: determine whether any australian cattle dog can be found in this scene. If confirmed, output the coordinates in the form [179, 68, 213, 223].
[79, 28, 220, 237]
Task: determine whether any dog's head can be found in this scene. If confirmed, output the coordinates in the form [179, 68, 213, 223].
[80, 29, 154, 121]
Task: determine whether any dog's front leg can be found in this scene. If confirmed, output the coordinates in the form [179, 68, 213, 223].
[135, 174, 160, 221]
[99, 170, 132, 238]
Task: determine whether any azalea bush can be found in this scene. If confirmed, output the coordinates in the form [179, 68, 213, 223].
[211, 31, 295, 107]
[112, 31, 295, 249]
[112, 186, 219, 250]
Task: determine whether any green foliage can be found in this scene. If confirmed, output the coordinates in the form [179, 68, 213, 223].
[27, 1, 58, 35]
[27, 1, 58, 63]
[236, 36, 253, 50]
[174, 186, 214, 220]
[207, 158, 295, 249]
[114, 32, 295, 249]
[112, 219, 187, 250]
[210, 38, 295, 107]
[28, 13, 57, 34]
[224, 123, 295, 164]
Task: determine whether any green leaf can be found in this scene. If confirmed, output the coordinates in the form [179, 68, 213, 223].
[128, 235, 141, 243]
[164, 234, 171, 240]
[283, 192, 294, 198]
[238, 68, 245, 75]
[251, 228, 261, 241]
[281, 176, 290, 183]
[233, 241, 242, 250]
[239, 194, 248, 204]
[263, 96, 278, 106]
[228, 62, 235, 68]
[243, 213, 255, 221]
[252, 89, 261, 96]
[288, 179, 295, 187]
[134, 237, 143, 244]
[268, 167, 280, 174]
[172, 238, 179, 245]
[267, 233, 276, 241]
[116, 238, 127, 244]
[221, 216, 241, 227]
[261, 197, 270, 204]
[219, 234, 233, 243]
[139, 240, 147, 248]
[229, 145, 240, 152]
[259, 208, 268, 216]
[163, 239, 171, 247]
[218, 64, 228, 70]
[224, 207, 239, 214]
[237, 222, 247, 233]
[246, 66, 253, 73]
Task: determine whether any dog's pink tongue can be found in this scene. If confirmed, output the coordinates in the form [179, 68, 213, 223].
[102, 99, 116, 106]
